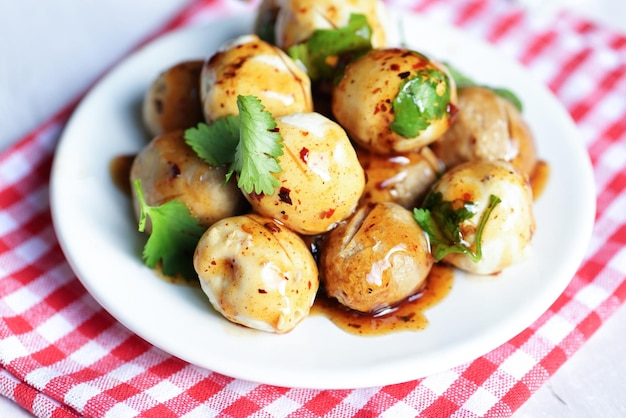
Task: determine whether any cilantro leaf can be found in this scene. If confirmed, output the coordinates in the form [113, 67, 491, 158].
[444, 62, 523, 112]
[183, 95, 285, 196]
[185, 116, 239, 166]
[390, 68, 451, 138]
[231, 95, 284, 195]
[134, 179, 205, 278]
[288, 13, 373, 80]
[414, 192, 501, 263]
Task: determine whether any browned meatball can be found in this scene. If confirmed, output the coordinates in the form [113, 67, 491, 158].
[320, 202, 433, 314]
[429, 160, 535, 275]
[200, 34, 312, 123]
[431, 86, 537, 178]
[194, 214, 319, 333]
[142, 60, 204, 138]
[270, 0, 388, 50]
[333, 48, 457, 155]
[357, 146, 443, 209]
[130, 130, 248, 231]
[244, 112, 365, 235]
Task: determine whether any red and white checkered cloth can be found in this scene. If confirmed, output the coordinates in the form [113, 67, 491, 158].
[1, 0, 625, 416]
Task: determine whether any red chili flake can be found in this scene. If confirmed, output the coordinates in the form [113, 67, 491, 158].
[258, 289, 267, 294]
[398, 71, 410, 79]
[463, 192, 472, 201]
[319, 208, 335, 219]
[278, 187, 293, 205]
[264, 222, 281, 233]
[300, 130, 309, 136]
[299, 147, 309, 163]
[390, 63, 400, 71]
[269, 127, 280, 133]
[249, 191, 265, 201]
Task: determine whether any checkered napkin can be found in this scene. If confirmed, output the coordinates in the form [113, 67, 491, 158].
[1, 0, 625, 416]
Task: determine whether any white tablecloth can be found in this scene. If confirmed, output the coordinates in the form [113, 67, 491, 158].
[1, 0, 625, 416]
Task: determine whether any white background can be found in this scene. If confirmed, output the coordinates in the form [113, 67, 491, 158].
[1, 0, 625, 416]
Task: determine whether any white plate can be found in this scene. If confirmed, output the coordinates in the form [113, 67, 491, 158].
[50, 11, 595, 389]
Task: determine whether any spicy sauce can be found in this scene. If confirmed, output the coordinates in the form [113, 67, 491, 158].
[109, 154, 135, 196]
[530, 160, 550, 200]
[311, 264, 454, 336]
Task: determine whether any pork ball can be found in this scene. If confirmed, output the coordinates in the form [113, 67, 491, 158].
[142, 60, 204, 138]
[431, 86, 537, 178]
[129, 130, 248, 231]
[320, 202, 433, 314]
[428, 160, 535, 274]
[333, 48, 457, 155]
[200, 34, 313, 123]
[194, 214, 319, 333]
[245, 112, 365, 235]
[268, 0, 388, 50]
[357, 146, 442, 209]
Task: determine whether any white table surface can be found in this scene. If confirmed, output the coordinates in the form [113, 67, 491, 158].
[1, 0, 625, 416]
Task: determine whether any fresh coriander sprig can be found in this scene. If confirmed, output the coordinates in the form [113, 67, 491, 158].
[288, 13, 373, 80]
[185, 115, 239, 166]
[229, 95, 283, 194]
[390, 67, 452, 138]
[134, 179, 205, 278]
[414, 192, 501, 262]
[444, 62, 523, 112]
[185, 95, 284, 196]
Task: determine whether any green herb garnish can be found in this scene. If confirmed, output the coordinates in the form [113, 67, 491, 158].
[230, 95, 283, 195]
[288, 13, 373, 80]
[444, 62, 523, 112]
[185, 95, 284, 196]
[390, 68, 451, 138]
[414, 192, 501, 262]
[185, 115, 239, 166]
[134, 179, 205, 278]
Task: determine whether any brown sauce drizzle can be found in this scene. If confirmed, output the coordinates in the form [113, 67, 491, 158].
[109, 154, 135, 196]
[311, 264, 454, 336]
[530, 160, 550, 200]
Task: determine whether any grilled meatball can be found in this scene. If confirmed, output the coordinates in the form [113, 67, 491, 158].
[194, 214, 319, 333]
[320, 202, 433, 314]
